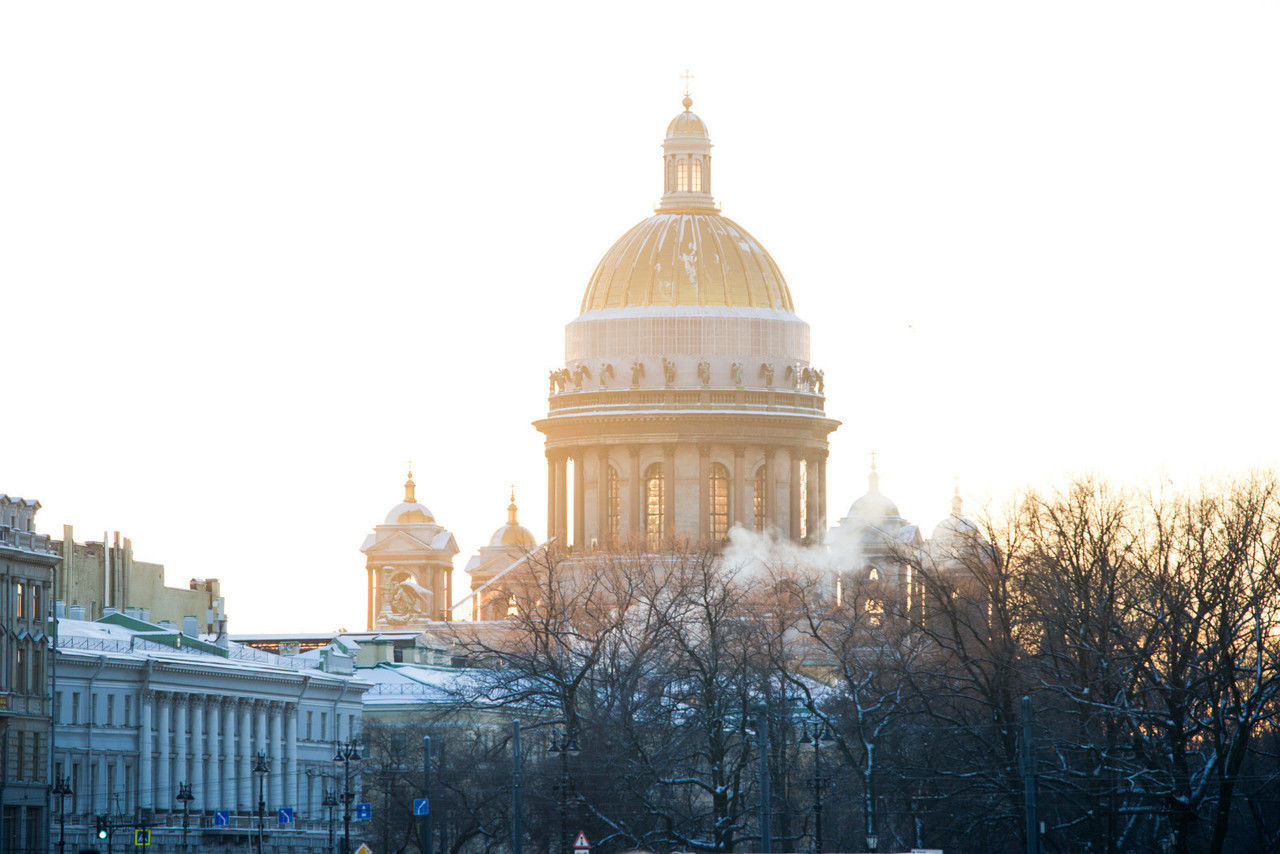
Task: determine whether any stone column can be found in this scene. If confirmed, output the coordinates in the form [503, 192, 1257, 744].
[286, 705, 299, 808]
[239, 701, 254, 811]
[596, 447, 610, 547]
[573, 453, 585, 550]
[698, 445, 711, 542]
[789, 451, 803, 541]
[629, 446, 643, 541]
[546, 450, 557, 542]
[174, 695, 190, 808]
[817, 452, 828, 537]
[270, 703, 285, 808]
[663, 445, 676, 545]
[764, 448, 777, 532]
[255, 701, 268, 812]
[732, 447, 746, 528]
[553, 454, 569, 547]
[139, 691, 154, 810]
[221, 700, 237, 811]
[804, 453, 820, 544]
[156, 692, 172, 809]
[190, 695, 204, 808]
[207, 698, 221, 811]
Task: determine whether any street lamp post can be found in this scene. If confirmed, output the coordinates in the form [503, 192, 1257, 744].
[253, 751, 271, 854]
[51, 776, 72, 854]
[548, 727, 580, 854]
[334, 740, 362, 854]
[322, 790, 338, 854]
[175, 782, 194, 853]
[799, 720, 834, 854]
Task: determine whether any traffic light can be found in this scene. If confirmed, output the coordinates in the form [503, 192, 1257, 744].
[96, 814, 108, 839]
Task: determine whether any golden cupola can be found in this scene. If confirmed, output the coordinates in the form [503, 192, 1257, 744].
[578, 95, 795, 313]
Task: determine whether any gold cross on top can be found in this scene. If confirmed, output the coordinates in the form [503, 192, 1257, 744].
[681, 69, 694, 98]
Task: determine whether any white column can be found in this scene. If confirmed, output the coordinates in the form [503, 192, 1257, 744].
[190, 695, 204, 808]
[221, 700, 237, 811]
[286, 705, 299, 809]
[255, 702, 269, 810]
[139, 691, 154, 810]
[270, 703, 284, 808]
[96, 755, 108, 813]
[157, 693, 172, 809]
[239, 701, 253, 811]
[207, 699, 222, 811]
[174, 695, 189, 807]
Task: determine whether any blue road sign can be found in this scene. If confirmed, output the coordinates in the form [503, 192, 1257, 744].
[355, 802, 372, 820]
[133, 828, 150, 846]
[278, 807, 294, 824]
[413, 797, 430, 816]
[213, 810, 230, 827]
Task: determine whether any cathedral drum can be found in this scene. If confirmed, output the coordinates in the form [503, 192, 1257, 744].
[536, 95, 839, 551]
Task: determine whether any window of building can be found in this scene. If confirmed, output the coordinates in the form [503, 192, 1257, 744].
[306, 711, 313, 741]
[677, 159, 688, 192]
[753, 467, 767, 532]
[14, 645, 24, 694]
[71, 693, 80, 725]
[14, 583, 23, 621]
[106, 695, 115, 726]
[124, 695, 132, 727]
[606, 466, 620, 545]
[14, 732, 24, 780]
[321, 712, 327, 742]
[709, 463, 730, 541]
[644, 463, 664, 550]
[32, 586, 41, 623]
[692, 158, 703, 192]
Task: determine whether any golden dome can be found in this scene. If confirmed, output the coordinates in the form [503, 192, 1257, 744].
[489, 491, 537, 548]
[666, 100, 709, 139]
[580, 213, 795, 312]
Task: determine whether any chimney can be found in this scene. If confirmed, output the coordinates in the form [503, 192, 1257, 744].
[158, 620, 176, 631]
[69, 605, 86, 621]
[104, 607, 120, 618]
[125, 607, 140, 620]
[182, 616, 199, 637]
[55, 600, 66, 619]
[215, 617, 230, 650]
[139, 608, 150, 622]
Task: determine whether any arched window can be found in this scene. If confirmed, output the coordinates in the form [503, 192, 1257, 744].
[709, 462, 730, 540]
[677, 159, 688, 192]
[644, 463, 664, 550]
[692, 159, 703, 192]
[606, 466, 620, 545]
[753, 467, 767, 532]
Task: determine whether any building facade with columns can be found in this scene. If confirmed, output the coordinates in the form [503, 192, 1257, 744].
[54, 613, 367, 852]
[535, 95, 839, 551]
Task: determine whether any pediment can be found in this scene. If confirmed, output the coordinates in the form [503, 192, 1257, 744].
[362, 529, 437, 554]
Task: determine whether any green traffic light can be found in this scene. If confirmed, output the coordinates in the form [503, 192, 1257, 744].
[98, 829, 108, 839]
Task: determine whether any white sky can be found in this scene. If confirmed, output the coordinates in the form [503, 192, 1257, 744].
[3, 1, 1277, 633]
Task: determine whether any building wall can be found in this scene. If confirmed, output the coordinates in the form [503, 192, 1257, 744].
[54, 629, 368, 852]
[0, 496, 57, 853]
[53, 525, 224, 631]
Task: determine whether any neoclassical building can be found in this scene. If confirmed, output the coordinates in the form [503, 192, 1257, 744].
[535, 95, 840, 550]
[54, 611, 367, 851]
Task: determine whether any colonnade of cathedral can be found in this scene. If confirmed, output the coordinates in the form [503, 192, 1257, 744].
[546, 442, 828, 549]
[63, 691, 357, 817]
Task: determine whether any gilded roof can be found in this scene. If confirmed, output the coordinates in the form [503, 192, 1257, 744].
[580, 213, 795, 312]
